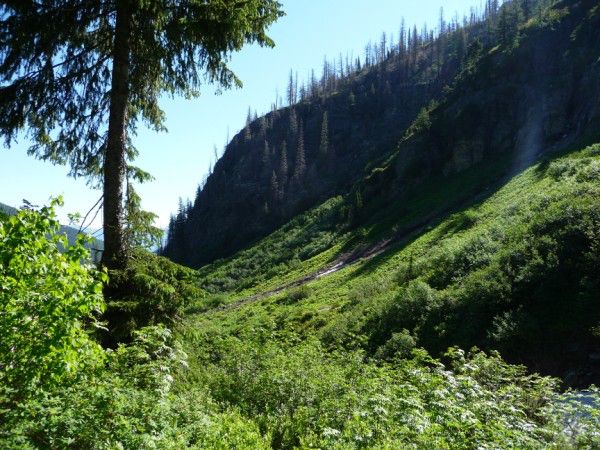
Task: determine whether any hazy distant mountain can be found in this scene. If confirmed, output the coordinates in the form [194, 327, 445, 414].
[0, 202, 17, 216]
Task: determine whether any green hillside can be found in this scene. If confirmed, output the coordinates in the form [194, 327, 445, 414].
[189, 141, 600, 384]
[0, 202, 17, 217]
[3, 0, 600, 448]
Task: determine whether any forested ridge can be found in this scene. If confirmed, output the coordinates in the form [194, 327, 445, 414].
[163, 0, 579, 268]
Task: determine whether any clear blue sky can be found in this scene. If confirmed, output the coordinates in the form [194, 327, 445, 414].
[0, 0, 480, 229]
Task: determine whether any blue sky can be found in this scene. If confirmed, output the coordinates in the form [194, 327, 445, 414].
[0, 0, 480, 229]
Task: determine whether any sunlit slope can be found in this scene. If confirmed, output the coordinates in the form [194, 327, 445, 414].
[188, 142, 600, 385]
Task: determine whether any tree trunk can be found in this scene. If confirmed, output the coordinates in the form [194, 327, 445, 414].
[102, 0, 131, 270]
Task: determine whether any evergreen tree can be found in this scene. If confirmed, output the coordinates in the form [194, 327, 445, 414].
[261, 140, 270, 177]
[365, 42, 373, 66]
[497, 2, 524, 48]
[398, 18, 406, 58]
[319, 111, 329, 159]
[412, 24, 419, 66]
[380, 31, 388, 62]
[287, 69, 295, 105]
[293, 120, 306, 183]
[269, 170, 279, 202]
[279, 141, 288, 185]
[289, 108, 298, 137]
[310, 69, 318, 97]
[0, 0, 282, 269]
[521, 0, 531, 19]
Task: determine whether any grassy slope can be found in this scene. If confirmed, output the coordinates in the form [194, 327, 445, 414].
[168, 4, 600, 445]
[169, 143, 600, 448]
[185, 142, 600, 382]
[192, 144, 516, 306]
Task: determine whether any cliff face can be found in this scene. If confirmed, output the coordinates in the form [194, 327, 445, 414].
[360, 0, 600, 217]
[164, 0, 600, 269]
[174, 80, 438, 267]
[163, 11, 481, 267]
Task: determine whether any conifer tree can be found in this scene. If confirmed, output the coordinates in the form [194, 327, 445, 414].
[279, 141, 288, 185]
[289, 108, 298, 137]
[398, 18, 406, 58]
[293, 120, 305, 182]
[310, 69, 318, 97]
[380, 32, 387, 62]
[497, 2, 523, 48]
[269, 170, 279, 202]
[287, 69, 295, 105]
[0, 0, 282, 269]
[319, 111, 329, 159]
[262, 141, 270, 175]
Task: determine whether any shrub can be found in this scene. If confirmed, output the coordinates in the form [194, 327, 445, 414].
[285, 285, 312, 303]
[103, 249, 205, 345]
[0, 198, 106, 408]
[374, 329, 417, 360]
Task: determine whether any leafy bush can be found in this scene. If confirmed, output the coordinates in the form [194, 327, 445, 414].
[0, 198, 106, 408]
[0, 201, 208, 449]
[104, 249, 205, 345]
[374, 329, 416, 360]
[181, 330, 600, 449]
[284, 285, 311, 303]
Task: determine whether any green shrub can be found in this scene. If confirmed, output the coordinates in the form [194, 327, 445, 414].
[0, 201, 209, 449]
[284, 285, 312, 303]
[374, 329, 416, 360]
[104, 249, 205, 345]
[0, 198, 106, 407]
[181, 331, 600, 449]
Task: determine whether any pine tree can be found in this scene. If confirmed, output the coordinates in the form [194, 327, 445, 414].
[522, 0, 531, 19]
[289, 108, 298, 137]
[398, 18, 406, 58]
[0, 1, 283, 269]
[310, 69, 318, 97]
[319, 111, 329, 159]
[412, 24, 419, 66]
[262, 141, 270, 169]
[269, 170, 279, 202]
[497, 2, 523, 48]
[365, 42, 372, 66]
[293, 120, 306, 182]
[287, 69, 295, 105]
[279, 141, 288, 184]
[380, 32, 387, 63]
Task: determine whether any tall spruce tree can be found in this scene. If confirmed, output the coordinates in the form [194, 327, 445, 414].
[292, 119, 305, 183]
[0, 0, 283, 269]
[279, 140, 288, 186]
[319, 111, 329, 159]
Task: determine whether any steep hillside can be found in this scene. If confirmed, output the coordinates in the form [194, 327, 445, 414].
[163, 0, 523, 267]
[175, 142, 600, 447]
[180, 0, 600, 386]
[165, 0, 600, 269]
[357, 0, 600, 224]
[0, 202, 17, 217]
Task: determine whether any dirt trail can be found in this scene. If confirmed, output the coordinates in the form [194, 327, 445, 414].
[214, 220, 425, 313]
[210, 134, 579, 314]
[214, 239, 391, 312]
